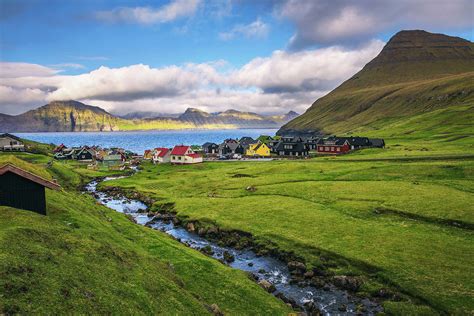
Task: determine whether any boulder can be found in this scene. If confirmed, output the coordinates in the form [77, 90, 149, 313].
[200, 245, 214, 256]
[258, 279, 276, 293]
[304, 271, 314, 279]
[288, 261, 306, 274]
[186, 222, 195, 232]
[246, 186, 256, 192]
[223, 251, 235, 263]
[332, 275, 362, 292]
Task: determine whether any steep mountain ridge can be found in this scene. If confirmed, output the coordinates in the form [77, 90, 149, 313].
[0, 101, 121, 132]
[280, 30, 474, 135]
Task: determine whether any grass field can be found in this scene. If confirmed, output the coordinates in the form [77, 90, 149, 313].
[103, 142, 474, 314]
[0, 154, 289, 315]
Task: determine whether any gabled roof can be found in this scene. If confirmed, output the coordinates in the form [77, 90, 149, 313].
[171, 145, 190, 155]
[0, 133, 22, 141]
[154, 148, 170, 157]
[0, 164, 61, 190]
[226, 142, 242, 151]
[202, 142, 218, 148]
[186, 153, 201, 158]
[239, 137, 256, 145]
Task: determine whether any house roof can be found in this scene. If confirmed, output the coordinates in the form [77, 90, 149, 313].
[226, 142, 241, 151]
[155, 148, 170, 157]
[369, 138, 385, 146]
[0, 133, 22, 141]
[202, 142, 218, 148]
[0, 164, 61, 190]
[171, 145, 190, 155]
[186, 153, 201, 158]
[239, 137, 256, 145]
[274, 141, 307, 152]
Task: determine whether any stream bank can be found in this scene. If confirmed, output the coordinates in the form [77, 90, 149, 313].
[85, 177, 383, 315]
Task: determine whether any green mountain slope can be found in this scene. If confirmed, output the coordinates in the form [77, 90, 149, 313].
[279, 30, 474, 135]
[0, 155, 288, 314]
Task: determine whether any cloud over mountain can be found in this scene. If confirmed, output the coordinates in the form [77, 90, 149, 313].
[0, 40, 385, 115]
[278, 0, 473, 49]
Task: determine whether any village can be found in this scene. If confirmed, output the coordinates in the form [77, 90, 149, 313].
[0, 133, 385, 168]
[45, 134, 384, 168]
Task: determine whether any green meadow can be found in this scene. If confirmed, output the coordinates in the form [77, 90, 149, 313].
[103, 135, 474, 314]
[0, 155, 289, 315]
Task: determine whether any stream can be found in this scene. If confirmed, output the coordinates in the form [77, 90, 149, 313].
[85, 176, 383, 315]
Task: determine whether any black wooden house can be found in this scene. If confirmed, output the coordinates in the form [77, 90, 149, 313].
[0, 164, 61, 215]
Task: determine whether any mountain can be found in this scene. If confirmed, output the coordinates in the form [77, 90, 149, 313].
[0, 101, 299, 132]
[279, 30, 474, 135]
[119, 111, 180, 120]
[177, 108, 298, 127]
[0, 101, 121, 132]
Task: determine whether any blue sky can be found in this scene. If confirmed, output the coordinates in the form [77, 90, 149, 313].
[0, 0, 473, 115]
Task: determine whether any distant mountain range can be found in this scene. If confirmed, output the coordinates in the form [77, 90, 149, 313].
[0, 101, 299, 132]
[279, 30, 474, 135]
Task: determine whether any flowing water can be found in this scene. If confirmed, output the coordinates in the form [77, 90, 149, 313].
[85, 176, 382, 315]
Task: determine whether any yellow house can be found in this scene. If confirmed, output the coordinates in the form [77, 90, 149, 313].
[246, 142, 271, 157]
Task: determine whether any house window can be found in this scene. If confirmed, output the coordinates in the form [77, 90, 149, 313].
[337, 147, 340, 152]
[178, 156, 181, 160]
[325, 147, 329, 151]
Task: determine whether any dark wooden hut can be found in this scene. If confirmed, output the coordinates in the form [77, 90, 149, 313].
[0, 164, 61, 215]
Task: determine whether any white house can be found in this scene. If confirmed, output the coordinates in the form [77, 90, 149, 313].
[170, 145, 203, 164]
[152, 148, 171, 164]
[0, 133, 25, 151]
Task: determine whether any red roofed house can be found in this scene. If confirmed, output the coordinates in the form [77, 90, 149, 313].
[170, 145, 203, 164]
[143, 149, 153, 160]
[152, 148, 171, 164]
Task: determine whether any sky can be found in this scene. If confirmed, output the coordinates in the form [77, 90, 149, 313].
[0, 0, 473, 116]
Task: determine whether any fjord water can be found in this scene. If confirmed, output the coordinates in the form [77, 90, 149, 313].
[16, 129, 278, 153]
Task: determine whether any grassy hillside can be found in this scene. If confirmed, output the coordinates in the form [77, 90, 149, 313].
[280, 30, 474, 134]
[104, 147, 474, 314]
[0, 154, 289, 314]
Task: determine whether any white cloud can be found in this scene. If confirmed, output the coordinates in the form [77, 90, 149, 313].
[0, 41, 384, 115]
[231, 40, 385, 93]
[50, 63, 86, 70]
[219, 18, 269, 40]
[95, 0, 201, 25]
[278, 0, 474, 48]
[0, 62, 59, 78]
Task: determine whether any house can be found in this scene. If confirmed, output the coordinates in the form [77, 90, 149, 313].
[74, 147, 96, 161]
[0, 133, 25, 151]
[54, 147, 75, 160]
[316, 138, 350, 154]
[274, 139, 309, 156]
[170, 145, 203, 164]
[53, 143, 67, 153]
[256, 135, 273, 144]
[246, 142, 271, 157]
[152, 148, 171, 164]
[369, 138, 385, 148]
[239, 137, 256, 146]
[302, 136, 321, 151]
[143, 150, 153, 160]
[202, 142, 219, 155]
[102, 152, 126, 166]
[337, 136, 371, 149]
[218, 142, 245, 156]
[0, 163, 61, 215]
